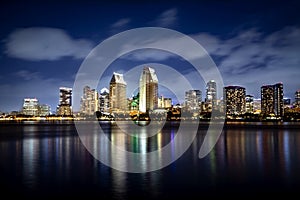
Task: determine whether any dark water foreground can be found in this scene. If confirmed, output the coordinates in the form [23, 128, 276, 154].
[0, 121, 300, 199]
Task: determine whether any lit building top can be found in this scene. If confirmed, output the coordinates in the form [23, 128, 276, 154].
[111, 72, 127, 85]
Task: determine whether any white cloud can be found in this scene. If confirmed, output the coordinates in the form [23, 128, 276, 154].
[0, 71, 73, 112]
[153, 8, 178, 27]
[4, 27, 94, 61]
[109, 18, 131, 35]
[111, 18, 131, 29]
[192, 26, 300, 99]
[14, 70, 40, 81]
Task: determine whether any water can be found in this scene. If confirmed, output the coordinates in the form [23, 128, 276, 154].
[0, 121, 300, 198]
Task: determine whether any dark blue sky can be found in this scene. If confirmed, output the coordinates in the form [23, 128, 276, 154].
[0, 0, 300, 112]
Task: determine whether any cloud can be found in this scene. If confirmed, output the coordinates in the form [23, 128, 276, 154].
[0, 70, 73, 112]
[109, 18, 131, 35]
[192, 26, 300, 99]
[4, 27, 94, 61]
[111, 18, 131, 29]
[14, 70, 40, 81]
[152, 8, 178, 27]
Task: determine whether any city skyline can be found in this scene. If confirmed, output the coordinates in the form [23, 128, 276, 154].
[2, 72, 299, 114]
[0, 1, 300, 112]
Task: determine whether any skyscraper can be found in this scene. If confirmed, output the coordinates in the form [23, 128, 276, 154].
[294, 90, 300, 106]
[109, 72, 127, 113]
[158, 95, 172, 108]
[139, 67, 158, 113]
[80, 85, 99, 115]
[99, 88, 110, 113]
[185, 90, 202, 111]
[57, 87, 72, 115]
[245, 95, 254, 113]
[39, 104, 51, 116]
[22, 98, 39, 116]
[261, 83, 283, 117]
[224, 86, 246, 116]
[206, 80, 217, 103]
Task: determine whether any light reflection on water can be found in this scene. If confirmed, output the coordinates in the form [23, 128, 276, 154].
[0, 121, 300, 197]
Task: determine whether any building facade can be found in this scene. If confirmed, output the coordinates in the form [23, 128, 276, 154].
[245, 95, 254, 113]
[206, 80, 217, 102]
[185, 90, 202, 111]
[224, 86, 246, 116]
[57, 87, 72, 115]
[109, 73, 127, 113]
[80, 86, 99, 115]
[139, 67, 158, 113]
[158, 96, 172, 108]
[22, 98, 39, 116]
[99, 87, 110, 113]
[295, 90, 300, 106]
[261, 83, 283, 117]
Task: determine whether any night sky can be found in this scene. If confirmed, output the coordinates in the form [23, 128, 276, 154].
[0, 0, 300, 112]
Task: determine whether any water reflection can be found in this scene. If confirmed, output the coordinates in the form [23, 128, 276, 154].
[0, 122, 300, 197]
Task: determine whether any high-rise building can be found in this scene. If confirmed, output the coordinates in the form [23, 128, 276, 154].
[99, 87, 110, 113]
[245, 95, 254, 113]
[80, 86, 99, 115]
[39, 104, 51, 116]
[261, 83, 283, 117]
[253, 98, 261, 114]
[295, 90, 300, 106]
[109, 72, 127, 113]
[158, 96, 172, 108]
[224, 86, 246, 115]
[185, 90, 202, 111]
[57, 87, 72, 116]
[22, 98, 39, 116]
[206, 80, 217, 102]
[139, 67, 158, 113]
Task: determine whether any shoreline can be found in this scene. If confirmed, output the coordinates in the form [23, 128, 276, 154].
[0, 120, 299, 129]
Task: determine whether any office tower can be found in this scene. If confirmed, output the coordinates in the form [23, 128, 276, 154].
[99, 87, 110, 113]
[80, 85, 99, 115]
[224, 86, 246, 115]
[57, 87, 72, 115]
[139, 67, 158, 113]
[206, 80, 217, 102]
[158, 96, 172, 108]
[39, 104, 51, 116]
[253, 98, 261, 113]
[185, 90, 202, 111]
[245, 95, 254, 113]
[109, 72, 127, 113]
[22, 98, 39, 116]
[261, 83, 283, 117]
[295, 90, 300, 106]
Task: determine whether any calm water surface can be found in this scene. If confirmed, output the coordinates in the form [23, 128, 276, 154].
[0, 121, 300, 199]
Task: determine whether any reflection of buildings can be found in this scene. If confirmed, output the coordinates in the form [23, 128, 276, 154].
[245, 95, 254, 113]
[80, 86, 99, 115]
[99, 88, 110, 113]
[158, 95, 172, 108]
[139, 67, 158, 113]
[109, 72, 127, 113]
[22, 98, 39, 116]
[57, 87, 72, 115]
[261, 83, 284, 117]
[185, 90, 201, 111]
[224, 86, 246, 115]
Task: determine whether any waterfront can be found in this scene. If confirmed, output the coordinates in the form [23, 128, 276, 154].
[0, 121, 300, 198]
